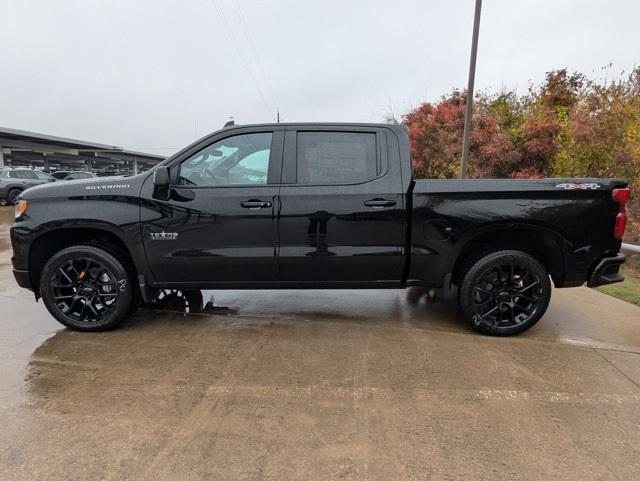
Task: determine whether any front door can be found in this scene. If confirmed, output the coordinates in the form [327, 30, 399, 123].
[277, 127, 406, 283]
[141, 128, 283, 286]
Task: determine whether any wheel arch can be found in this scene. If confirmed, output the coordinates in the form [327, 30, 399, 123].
[28, 225, 142, 296]
[451, 224, 567, 287]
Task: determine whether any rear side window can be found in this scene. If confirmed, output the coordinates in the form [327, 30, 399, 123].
[296, 132, 377, 185]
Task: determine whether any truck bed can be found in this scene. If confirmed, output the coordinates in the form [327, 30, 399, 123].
[408, 178, 627, 289]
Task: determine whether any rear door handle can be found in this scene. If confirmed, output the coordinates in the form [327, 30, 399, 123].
[364, 198, 396, 208]
[241, 199, 272, 209]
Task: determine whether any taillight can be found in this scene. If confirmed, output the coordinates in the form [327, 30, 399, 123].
[612, 188, 630, 239]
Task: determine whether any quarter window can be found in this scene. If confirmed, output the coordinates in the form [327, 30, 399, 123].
[296, 132, 377, 184]
[178, 132, 273, 187]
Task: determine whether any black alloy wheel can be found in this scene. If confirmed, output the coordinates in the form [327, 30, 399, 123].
[40, 245, 133, 331]
[459, 250, 551, 336]
[50, 257, 120, 323]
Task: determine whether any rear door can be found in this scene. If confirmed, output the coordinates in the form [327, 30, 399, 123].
[277, 126, 406, 283]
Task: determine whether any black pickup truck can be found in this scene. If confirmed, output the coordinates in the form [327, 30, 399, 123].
[10, 123, 629, 335]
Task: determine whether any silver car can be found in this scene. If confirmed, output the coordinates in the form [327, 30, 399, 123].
[0, 168, 55, 205]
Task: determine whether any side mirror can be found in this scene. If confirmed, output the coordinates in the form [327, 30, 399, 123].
[153, 166, 171, 201]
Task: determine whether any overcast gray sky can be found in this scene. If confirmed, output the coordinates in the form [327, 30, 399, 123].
[1, 0, 638, 156]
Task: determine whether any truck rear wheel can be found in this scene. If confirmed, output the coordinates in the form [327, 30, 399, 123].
[40, 245, 133, 331]
[458, 250, 551, 336]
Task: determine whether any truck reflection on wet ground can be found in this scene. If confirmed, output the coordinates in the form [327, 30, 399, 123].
[149, 289, 238, 316]
[142, 286, 468, 337]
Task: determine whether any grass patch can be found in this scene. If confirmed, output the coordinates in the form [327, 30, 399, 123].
[597, 267, 640, 307]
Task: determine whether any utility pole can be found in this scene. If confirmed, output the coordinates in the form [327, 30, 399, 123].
[460, 0, 482, 179]
[277, 111, 280, 123]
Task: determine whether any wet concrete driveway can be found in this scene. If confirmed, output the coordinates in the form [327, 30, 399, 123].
[1, 207, 640, 480]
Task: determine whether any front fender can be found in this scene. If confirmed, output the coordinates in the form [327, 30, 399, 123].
[11, 199, 154, 291]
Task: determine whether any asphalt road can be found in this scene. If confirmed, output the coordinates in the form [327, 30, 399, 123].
[1, 206, 640, 480]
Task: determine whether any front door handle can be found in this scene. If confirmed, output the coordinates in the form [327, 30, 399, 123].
[241, 199, 272, 209]
[364, 198, 396, 208]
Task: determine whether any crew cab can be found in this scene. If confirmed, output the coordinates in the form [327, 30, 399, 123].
[10, 123, 629, 335]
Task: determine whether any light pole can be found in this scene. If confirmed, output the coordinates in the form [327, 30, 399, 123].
[460, 0, 482, 179]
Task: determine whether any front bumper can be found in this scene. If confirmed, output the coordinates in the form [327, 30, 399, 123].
[10, 221, 35, 291]
[13, 268, 33, 290]
[587, 253, 625, 288]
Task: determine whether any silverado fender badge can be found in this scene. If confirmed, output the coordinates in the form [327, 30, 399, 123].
[555, 182, 600, 190]
[150, 231, 178, 241]
[85, 184, 131, 190]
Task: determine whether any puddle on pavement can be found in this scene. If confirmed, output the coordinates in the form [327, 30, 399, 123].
[143, 287, 467, 334]
[143, 286, 451, 323]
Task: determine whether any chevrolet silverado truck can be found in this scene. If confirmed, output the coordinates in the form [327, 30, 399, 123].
[10, 123, 630, 335]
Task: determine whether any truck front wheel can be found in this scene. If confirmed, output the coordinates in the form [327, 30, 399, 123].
[39, 245, 133, 331]
[458, 250, 551, 336]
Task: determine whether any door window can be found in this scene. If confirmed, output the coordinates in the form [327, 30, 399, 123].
[178, 132, 273, 187]
[296, 132, 377, 184]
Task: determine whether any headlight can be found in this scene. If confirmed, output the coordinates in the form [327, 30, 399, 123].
[15, 199, 28, 219]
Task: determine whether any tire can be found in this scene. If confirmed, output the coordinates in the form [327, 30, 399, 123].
[39, 245, 133, 331]
[458, 250, 551, 336]
[6, 188, 21, 205]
